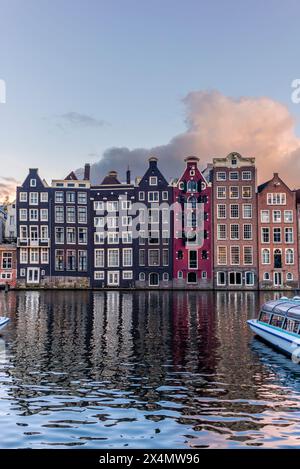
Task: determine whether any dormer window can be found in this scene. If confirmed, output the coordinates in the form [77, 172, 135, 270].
[149, 176, 157, 186]
[30, 179, 36, 187]
[190, 170, 195, 176]
[231, 157, 237, 166]
[187, 180, 197, 192]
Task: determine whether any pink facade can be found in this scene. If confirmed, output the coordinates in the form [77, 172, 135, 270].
[173, 156, 213, 288]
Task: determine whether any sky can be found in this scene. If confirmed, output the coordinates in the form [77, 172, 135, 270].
[1, 0, 300, 200]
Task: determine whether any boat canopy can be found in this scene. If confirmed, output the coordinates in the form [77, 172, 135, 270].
[261, 298, 300, 320]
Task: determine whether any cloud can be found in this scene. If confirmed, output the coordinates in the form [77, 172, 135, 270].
[0, 177, 19, 203]
[77, 90, 300, 187]
[57, 112, 107, 128]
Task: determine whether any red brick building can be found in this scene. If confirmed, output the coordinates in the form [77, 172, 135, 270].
[212, 152, 258, 289]
[0, 244, 17, 289]
[257, 173, 298, 289]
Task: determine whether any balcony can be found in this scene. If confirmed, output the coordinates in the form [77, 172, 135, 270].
[17, 238, 50, 247]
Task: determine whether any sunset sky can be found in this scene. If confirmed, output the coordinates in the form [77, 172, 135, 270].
[1, 0, 300, 200]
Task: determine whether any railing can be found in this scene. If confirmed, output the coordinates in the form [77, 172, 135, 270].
[17, 238, 50, 247]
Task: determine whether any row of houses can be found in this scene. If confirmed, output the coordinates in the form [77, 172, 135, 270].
[1, 151, 300, 290]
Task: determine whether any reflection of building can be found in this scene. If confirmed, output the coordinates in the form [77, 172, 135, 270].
[258, 173, 299, 289]
[173, 156, 212, 288]
[212, 152, 258, 289]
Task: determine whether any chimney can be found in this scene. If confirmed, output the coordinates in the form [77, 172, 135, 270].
[84, 163, 90, 180]
[126, 167, 131, 184]
[148, 156, 158, 167]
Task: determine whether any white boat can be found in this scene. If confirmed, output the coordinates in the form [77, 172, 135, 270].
[0, 317, 9, 332]
[247, 297, 300, 362]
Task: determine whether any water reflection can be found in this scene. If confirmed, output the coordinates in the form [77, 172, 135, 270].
[0, 290, 300, 448]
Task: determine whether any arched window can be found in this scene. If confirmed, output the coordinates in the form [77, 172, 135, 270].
[263, 272, 270, 281]
[139, 272, 145, 281]
[262, 249, 270, 264]
[287, 272, 293, 281]
[187, 180, 197, 192]
[274, 249, 282, 268]
[187, 196, 197, 209]
[187, 212, 197, 228]
[163, 273, 169, 281]
[286, 248, 294, 265]
[149, 272, 159, 286]
[177, 270, 183, 279]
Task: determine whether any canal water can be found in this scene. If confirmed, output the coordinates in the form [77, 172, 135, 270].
[0, 290, 300, 448]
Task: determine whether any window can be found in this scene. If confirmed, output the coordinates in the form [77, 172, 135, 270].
[243, 204, 252, 219]
[162, 230, 169, 244]
[78, 207, 87, 223]
[41, 248, 49, 264]
[40, 226, 48, 240]
[263, 272, 270, 281]
[40, 209, 48, 221]
[262, 249, 270, 264]
[261, 210, 270, 222]
[162, 208, 169, 224]
[242, 186, 252, 198]
[242, 171, 251, 180]
[55, 227, 64, 244]
[178, 250, 183, 260]
[274, 249, 282, 268]
[107, 201, 118, 212]
[270, 314, 284, 328]
[245, 271, 254, 285]
[94, 271, 104, 280]
[273, 227, 281, 243]
[217, 271, 226, 286]
[230, 224, 239, 240]
[216, 172, 226, 181]
[230, 204, 239, 218]
[2, 253, 12, 269]
[267, 193, 286, 205]
[286, 248, 294, 264]
[94, 217, 104, 228]
[66, 227, 76, 244]
[230, 186, 239, 199]
[107, 232, 119, 244]
[139, 249, 145, 265]
[20, 226, 27, 239]
[217, 224, 227, 240]
[217, 187, 226, 199]
[108, 249, 119, 267]
[40, 192, 48, 202]
[94, 201, 104, 211]
[20, 249, 28, 264]
[231, 157, 237, 166]
[163, 272, 169, 281]
[66, 250, 76, 270]
[123, 248, 132, 267]
[19, 209, 27, 221]
[78, 228, 87, 244]
[149, 230, 159, 244]
[148, 192, 159, 202]
[121, 200, 132, 210]
[30, 248, 39, 263]
[55, 250, 64, 271]
[273, 210, 281, 223]
[261, 227, 270, 243]
[217, 204, 226, 219]
[55, 191, 64, 203]
[189, 250, 198, 269]
[122, 216, 132, 227]
[243, 246, 253, 265]
[229, 272, 242, 285]
[243, 224, 252, 240]
[217, 246, 227, 265]
[285, 227, 293, 243]
[139, 230, 146, 245]
[187, 212, 197, 228]
[139, 192, 145, 201]
[55, 206, 64, 223]
[139, 272, 145, 281]
[148, 249, 160, 266]
[286, 272, 293, 281]
[66, 192, 75, 203]
[107, 217, 118, 228]
[162, 191, 168, 201]
[29, 209, 38, 221]
[284, 210, 293, 222]
[19, 192, 27, 202]
[149, 176, 157, 186]
[187, 180, 197, 192]
[29, 192, 39, 205]
[123, 271, 133, 280]
[94, 232, 104, 244]
[30, 226, 38, 240]
[202, 271, 207, 279]
[230, 246, 240, 265]
[95, 249, 104, 268]
[122, 231, 132, 243]
[229, 172, 239, 180]
[78, 192, 87, 204]
[177, 270, 183, 279]
[163, 249, 169, 266]
[187, 272, 197, 284]
[78, 251, 87, 271]
[30, 179, 36, 187]
[149, 272, 159, 286]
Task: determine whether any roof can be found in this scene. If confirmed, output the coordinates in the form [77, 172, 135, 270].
[262, 298, 300, 319]
[65, 171, 78, 181]
[257, 180, 271, 193]
[101, 171, 121, 185]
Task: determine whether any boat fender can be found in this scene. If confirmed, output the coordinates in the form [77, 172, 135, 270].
[291, 344, 300, 364]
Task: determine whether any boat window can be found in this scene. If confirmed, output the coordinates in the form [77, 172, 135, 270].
[270, 314, 285, 329]
[282, 319, 300, 334]
[259, 311, 271, 324]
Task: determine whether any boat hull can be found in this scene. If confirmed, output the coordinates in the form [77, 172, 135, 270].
[247, 319, 300, 356]
[0, 318, 9, 332]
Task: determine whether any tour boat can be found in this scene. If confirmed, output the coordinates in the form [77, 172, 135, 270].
[0, 317, 9, 332]
[247, 297, 300, 362]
